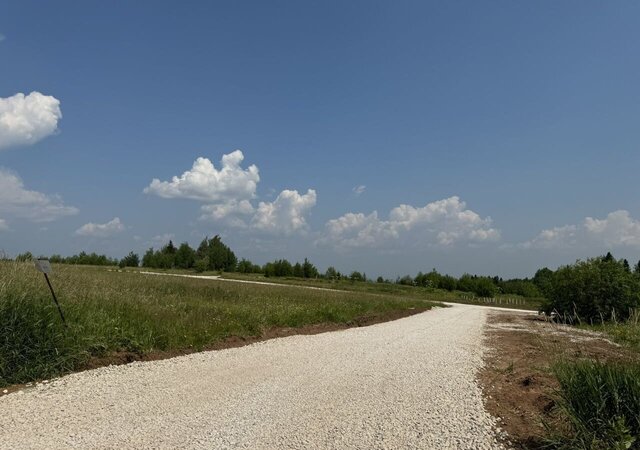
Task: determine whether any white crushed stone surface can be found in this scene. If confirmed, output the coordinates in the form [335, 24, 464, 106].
[0, 304, 504, 449]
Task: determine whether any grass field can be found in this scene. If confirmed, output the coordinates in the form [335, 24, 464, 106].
[0, 261, 441, 387]
[124, 268, 542, 310]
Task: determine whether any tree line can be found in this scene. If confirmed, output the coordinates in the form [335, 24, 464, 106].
[8, 242, 640, 322]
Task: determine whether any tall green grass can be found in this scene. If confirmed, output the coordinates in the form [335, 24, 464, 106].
[0, 261, 437, 387]
[550, 360, 640, 449]
[587, 310, 640, 353]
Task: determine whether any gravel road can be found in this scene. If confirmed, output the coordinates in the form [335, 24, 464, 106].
[0, 304, 504, 449]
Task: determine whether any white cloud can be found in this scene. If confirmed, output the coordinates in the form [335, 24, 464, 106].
[0, 92, 62, 150]
[352, 185, 366, 196]
[200, 199, 254, 228]
[0, 219, 8, 231]
[75, 217, 125, 237]
[521, 210, 640, 249]
[146, 150, 317, 234]
[519, 225, 578, 249]
[584, 210, 640, 247]
[252, 189, 317, 234]
[144, 150, 259, 202]
[322, 196, 500, 248]
[0, 168, 78, 222]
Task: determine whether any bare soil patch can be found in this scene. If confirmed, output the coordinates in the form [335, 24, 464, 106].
[479, 312, 636, 449]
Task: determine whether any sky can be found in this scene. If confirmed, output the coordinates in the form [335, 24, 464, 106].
[1, 1, 639, 279]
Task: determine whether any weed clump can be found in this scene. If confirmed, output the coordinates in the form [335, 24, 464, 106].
[550, 359, 640, 449]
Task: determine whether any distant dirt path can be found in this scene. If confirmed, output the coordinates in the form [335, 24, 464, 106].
[0, 305, 506, 449]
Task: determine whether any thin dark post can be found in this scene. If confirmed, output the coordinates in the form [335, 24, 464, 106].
[43, 272, 66, 326]
[34, 259, 66, 327]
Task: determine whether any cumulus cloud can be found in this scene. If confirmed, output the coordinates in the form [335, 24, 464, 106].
[519, 225, 578, 249]
[200, 199, 254, 228]
[0, 92, 62, 150]
[0, 168, 78, 222]
[522, 210, 640, 249]
[144, 150, 259, 202]
[146, 150, 317, 234]
[352, 185, 366, 196]
[321, 196, 500, 248]
[75, 217, 125, 237]
[252, 189, 317, 234]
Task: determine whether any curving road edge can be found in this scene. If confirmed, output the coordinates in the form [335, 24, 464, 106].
[0, 304, 508, 449]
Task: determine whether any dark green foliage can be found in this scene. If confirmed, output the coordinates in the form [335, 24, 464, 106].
[236, 258, 262, 274]
[293, 262, 304, 278]
[142, 235, 236, 272]
[542, 255, 640, 322]
[533, 267, 555, 297]
[263, 258, 318, 279]
[325, 266, 339, 280]
[302, 258, 319, 279]
[203, 235, 237, 271]
[174, 243, 196, 269]
[350, 271, 365, 282]
[49, 251, 117, 266]
[119, 251, 140, 268]
[551, 360, 640, 449]
[264, 259, 293, 277]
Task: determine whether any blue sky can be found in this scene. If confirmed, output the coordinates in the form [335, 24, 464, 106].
[1, 1, 639, 278]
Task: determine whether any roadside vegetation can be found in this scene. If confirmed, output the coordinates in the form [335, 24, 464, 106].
[550, 360, 640, 450]
[481, 252, 640, 449]
[0, 261, 439, 387]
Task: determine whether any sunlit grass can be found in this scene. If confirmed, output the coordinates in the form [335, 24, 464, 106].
[0, 261, 438, 386]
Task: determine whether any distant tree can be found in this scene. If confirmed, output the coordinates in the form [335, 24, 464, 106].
[635, 260, 640, 275]
[542, 255, 640, 322]
[194, 257, 209, 273]
[293, 262, 304, 278]
[142, 248, 156, 267]
[603, 252, 614, 262]
[119, 251, 140, 268]
[325, 266, 338, 280]
[237, 258, 262, 274]
[397, 275, 414, 286]
[376, 276, 384, 283]
[264, 259, 293, 277]
[163, 240, 177, 255]
[349, 271, 364, 282]
[533, 267, 554, 297]
[205, 235, 236, 271]
[623, 259, 631, 273]
[473, 277, 497, 297]
[439, 275, 457, 291]
[174, 243, 196, 269]
[302, 258, 318, 278]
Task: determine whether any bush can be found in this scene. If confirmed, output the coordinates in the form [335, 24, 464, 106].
[542, 255, 640, 322]
[551, 360, 640, 449]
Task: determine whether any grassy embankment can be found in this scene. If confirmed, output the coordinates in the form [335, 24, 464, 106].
[0, 261, 440, 387]
[546, 313, 640, 449]
[129, 267, 542, 310]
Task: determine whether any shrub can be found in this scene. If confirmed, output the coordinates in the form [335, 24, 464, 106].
[542, 256, 640, 322]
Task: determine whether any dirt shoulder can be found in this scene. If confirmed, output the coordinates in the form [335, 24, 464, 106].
[479, 311, 637, 449]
